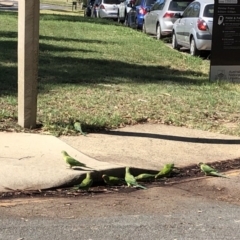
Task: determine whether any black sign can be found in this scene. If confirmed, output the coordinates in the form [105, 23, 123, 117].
[211, 0, 240, 65]
[210, 0, 240, 82]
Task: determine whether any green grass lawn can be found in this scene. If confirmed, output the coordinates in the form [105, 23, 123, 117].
[1, 11, 240, 136]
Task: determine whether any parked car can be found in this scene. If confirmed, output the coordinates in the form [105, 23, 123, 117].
[126, 0, 157, 29]
[91, 0, 120, 19]
[83, 0, 95, 17]
[142, 0, 193, 39]
[172, 0, 214, 56]
[117, 0, 135, 24]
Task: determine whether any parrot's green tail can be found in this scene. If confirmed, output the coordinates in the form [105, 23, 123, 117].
[208, 172, 229, 178]
[74, 122, 87, 136]
[136, 184, 147, 189]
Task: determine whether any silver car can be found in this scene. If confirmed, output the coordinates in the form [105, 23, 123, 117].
[172, 0, 214, 56]
[91, 0, 120, 19]
[143, 0, 193, 39]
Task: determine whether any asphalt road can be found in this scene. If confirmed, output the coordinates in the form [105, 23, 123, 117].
[0, 185, 240, 240]
[1, 207, 240, 240]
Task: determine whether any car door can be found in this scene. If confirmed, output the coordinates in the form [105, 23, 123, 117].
[145, 1, 157, 33]
[174, 3, 193, 45]
[146, 0, 163, 34]
[118, 0, 125, 18]
[182, 2, 200, 46]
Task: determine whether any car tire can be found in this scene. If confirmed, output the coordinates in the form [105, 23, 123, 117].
[156, 23, 162, 40]
[190, 37, 200, 56]
[172, 32, 181, 50]
[142, 21, 146, 33]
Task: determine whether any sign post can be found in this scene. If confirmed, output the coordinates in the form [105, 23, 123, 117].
[18, 0, 40, 128]
[210, 0, 240, 82]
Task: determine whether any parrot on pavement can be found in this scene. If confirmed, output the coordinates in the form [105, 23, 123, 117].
[135, 173, 156, 181]
[198, 162, 228, 178]
[155, 163, 175, 179]
[74, 122, 87, 136]
[73, 172, 93, 191]
[102, 174, 124, 186]
[62, 150, 92, 169]
[125, 167, 147, 189]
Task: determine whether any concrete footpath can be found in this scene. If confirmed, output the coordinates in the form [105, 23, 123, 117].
[1, 123, 240, 192]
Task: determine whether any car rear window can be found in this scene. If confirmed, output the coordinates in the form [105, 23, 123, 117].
[203, 4, 214, 18]
[103, 0, 120, 3]
[146, 0, 157, 6]
[168, 0, 192, 11]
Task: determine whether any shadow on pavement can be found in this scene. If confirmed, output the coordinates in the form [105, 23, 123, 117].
[101, 131, 240, 144]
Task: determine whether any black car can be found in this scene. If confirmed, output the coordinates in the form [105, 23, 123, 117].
[83, 0, 95, 17]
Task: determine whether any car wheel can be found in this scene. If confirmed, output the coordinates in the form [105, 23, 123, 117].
[142, 21, 146, 33]
[172, 32, 180, 50]
[156, 23, 162, 40]
[190, 37, 200, 56]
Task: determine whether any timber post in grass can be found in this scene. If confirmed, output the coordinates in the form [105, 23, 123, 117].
[18, 0, 40, 128]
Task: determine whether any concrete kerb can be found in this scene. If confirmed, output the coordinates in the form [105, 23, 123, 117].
[0, 132, 159, 193]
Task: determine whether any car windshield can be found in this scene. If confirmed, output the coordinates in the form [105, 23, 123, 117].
[103, 0, 120, 3]
[203, 4, 214, 18]
[146, 0, 157, 6]
[168, 0, 192, 11]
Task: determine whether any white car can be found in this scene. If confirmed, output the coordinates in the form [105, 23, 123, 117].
[172, 0, 214, 56]
[117, 0, 133, 24]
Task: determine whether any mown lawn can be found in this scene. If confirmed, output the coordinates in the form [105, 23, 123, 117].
[0, 10, 240, 136]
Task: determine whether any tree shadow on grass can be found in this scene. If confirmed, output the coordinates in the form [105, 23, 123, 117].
[0, 11, 209, 97]
[0, 38, 209, 96]
[38, 55, 208, 88]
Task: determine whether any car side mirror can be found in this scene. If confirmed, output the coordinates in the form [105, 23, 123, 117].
[146, 7, 150, 12]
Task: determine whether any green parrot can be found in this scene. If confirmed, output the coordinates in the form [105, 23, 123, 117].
[198, 162, 228, 178]
[155, 163, 175, 179]
[74, 122, 87, 136]
[102, 174, 124, 186]
[62, 150, 92, 169]
[73, 172, 93, 191]
[125, 167, 147, 189]
[134, 173, 156, 181]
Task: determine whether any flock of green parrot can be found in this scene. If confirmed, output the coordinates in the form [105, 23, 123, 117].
[61, 150, 229, 192]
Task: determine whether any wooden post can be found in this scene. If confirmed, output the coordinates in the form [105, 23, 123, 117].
[18, 0, 40, 128]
